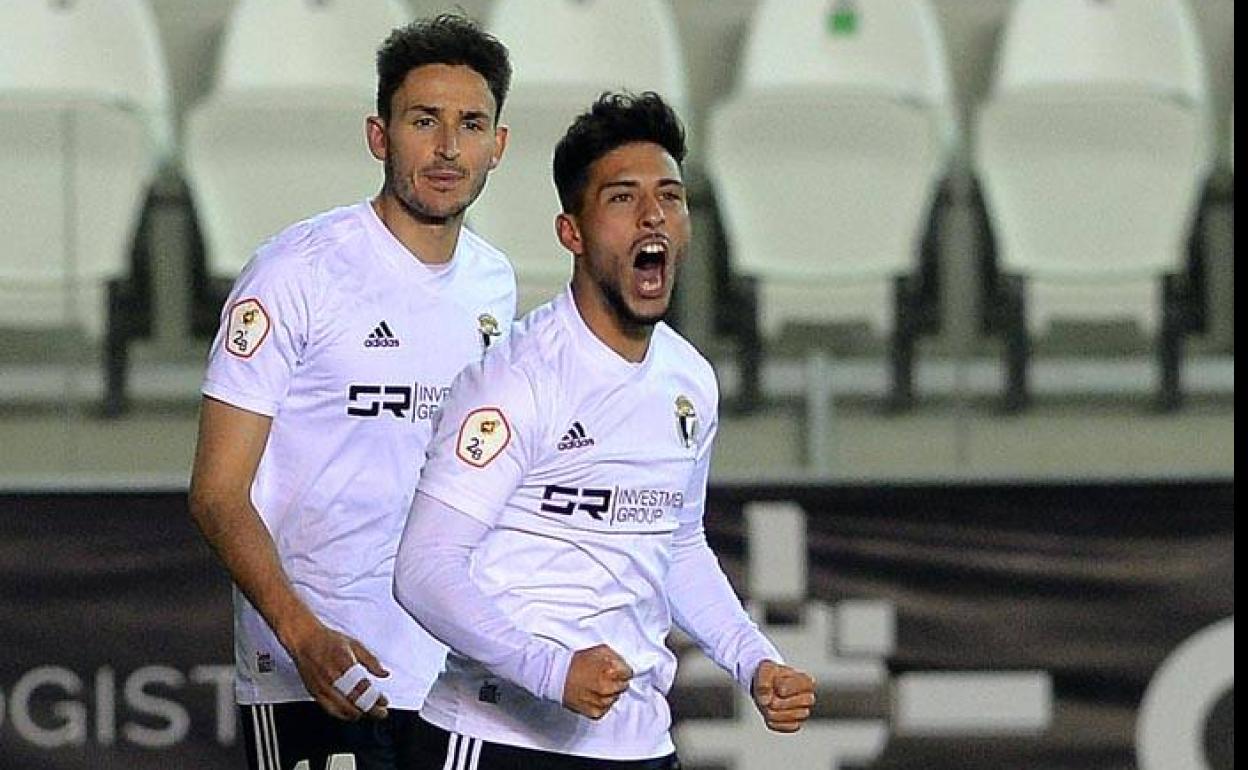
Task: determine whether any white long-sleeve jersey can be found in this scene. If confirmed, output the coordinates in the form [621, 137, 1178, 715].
[395, 288, 779, 760]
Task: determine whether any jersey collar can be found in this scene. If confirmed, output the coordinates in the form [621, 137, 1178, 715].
[359, 199, 462, 289]
[555, 287, 656, 377]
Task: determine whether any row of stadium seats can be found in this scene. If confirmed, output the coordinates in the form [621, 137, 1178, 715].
[0, 0, 1234, 415]
[710, 0, 1228, 412]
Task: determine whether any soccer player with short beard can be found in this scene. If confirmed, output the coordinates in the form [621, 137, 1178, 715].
[189, 15, 515, 770]
[395, 92, 816, 770]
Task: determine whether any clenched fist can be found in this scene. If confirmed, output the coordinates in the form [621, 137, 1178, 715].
[562, 644, 634, 720]
[751, 660, 816, 733]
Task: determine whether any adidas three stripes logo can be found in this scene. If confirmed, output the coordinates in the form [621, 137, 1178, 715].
[557, 421, 595, 451]
[364, 320, 401, 348]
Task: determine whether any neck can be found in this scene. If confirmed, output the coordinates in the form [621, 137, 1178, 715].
[371, 193, 462, 265]
[570, 280, 654, 363]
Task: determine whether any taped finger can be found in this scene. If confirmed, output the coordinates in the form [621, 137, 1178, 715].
[353, 681, 384, 712]
[332, 663, 370, 699]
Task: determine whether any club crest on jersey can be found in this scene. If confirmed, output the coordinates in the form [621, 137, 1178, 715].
[675, 395, 699, 449]
[224, 297, 270, 359]
[478, 313, 502, 351]
[456, 407, 511, 468]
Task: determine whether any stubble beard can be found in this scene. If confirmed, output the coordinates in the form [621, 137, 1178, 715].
[598, 273, 669, 333]
[384, 155, 486, 226]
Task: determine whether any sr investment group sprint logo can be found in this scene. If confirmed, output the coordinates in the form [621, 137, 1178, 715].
[539, 485, 684, 527]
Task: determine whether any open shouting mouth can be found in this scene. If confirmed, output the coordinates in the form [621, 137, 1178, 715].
[632, 238, 669, 299]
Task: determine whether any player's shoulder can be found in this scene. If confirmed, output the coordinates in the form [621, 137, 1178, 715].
[457, 226, 514, 279]
[446, 299, 566, 411]
[441, 334, 545, 435]
[245, 203, 365, 281]
[653, 322, 717, 389]
[485, 299, 567, 380]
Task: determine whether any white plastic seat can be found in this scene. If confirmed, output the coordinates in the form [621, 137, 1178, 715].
[0, 0, 171, 340]
[476, 0, 689, 313]
[184, 0, 410, 284]
[706, 0, 954, 406]
[711, 93, 944, 337]
[974, 0, 1210, 409]
[734, 0, 956, 158]
[991, 0, 1209, 121]
[978, 99, 1205, 334]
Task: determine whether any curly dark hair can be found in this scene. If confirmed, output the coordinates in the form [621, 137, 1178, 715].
[375, 13, 511, 122]
[553, 91, 688, 214]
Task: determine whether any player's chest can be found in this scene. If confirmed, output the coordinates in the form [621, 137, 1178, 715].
[304, 292, 506, 420]
[520, 386, 709, 533]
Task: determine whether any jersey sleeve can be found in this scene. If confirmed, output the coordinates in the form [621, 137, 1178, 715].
[394, 492, 573, 702]
[201, 250, 316, 417]
[669, 391, 783, 689]
[416, 352, 539, 527]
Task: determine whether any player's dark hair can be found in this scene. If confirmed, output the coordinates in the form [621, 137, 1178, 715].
[553, 91, 687, 215]
[376, 13, 511, 122]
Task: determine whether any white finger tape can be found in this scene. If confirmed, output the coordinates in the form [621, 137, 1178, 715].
[332, 663, 370, 698]
[353, 682, 383, 712]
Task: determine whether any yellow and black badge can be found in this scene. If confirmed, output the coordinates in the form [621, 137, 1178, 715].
[478, 313, 502, 351]
[675, 395, 699, 449]
[456, 407, 511, 468]
[224, 297, 270, 359]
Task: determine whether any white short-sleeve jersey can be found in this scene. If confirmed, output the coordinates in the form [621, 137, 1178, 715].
[416, 288, 719, 760]
[201, 201, 515, 709]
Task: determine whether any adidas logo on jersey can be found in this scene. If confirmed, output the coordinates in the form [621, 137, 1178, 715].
[557, 421, 595, 451]
[364, 321, 400, 348]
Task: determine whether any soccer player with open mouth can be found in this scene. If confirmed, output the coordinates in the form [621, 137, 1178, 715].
[395, 91, 816, 770]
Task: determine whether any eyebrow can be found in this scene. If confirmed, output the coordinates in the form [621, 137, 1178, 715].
[598, 178, 685, 194]
[403, 104, 492, 122]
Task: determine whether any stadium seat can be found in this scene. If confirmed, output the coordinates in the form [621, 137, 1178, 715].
[975, 0, 1212, 411]
[706, 0, 954, 410]
[0, 0, 172, 416]
[184, 0, 410, 336]
[478, 0, 689, 313]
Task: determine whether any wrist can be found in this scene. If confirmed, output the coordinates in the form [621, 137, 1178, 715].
[746, 656, 780, 693]
[544, 645, 574, 703]
[273, 603, 322, 654]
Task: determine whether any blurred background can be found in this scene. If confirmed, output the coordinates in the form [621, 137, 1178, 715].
[0, 1, 1234, 769]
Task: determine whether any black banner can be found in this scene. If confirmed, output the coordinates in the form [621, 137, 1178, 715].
[0, 493, 237, 769]
[0, 482, 1233, 769]
[688, 481, 1234, 770]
